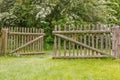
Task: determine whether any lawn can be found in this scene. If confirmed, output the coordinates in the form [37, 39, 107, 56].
[0, 51, 120, 80]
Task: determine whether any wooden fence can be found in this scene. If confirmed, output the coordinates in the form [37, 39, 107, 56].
[0, 27, 45, 56]
[53, 24, 119, 58]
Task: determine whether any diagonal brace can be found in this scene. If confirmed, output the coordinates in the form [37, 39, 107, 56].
[54, 34, 113, 57]
[10, 34, 45, 54]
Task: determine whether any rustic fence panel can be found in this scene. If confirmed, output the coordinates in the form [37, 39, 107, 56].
[0, 27, 45, 56]
[53, 24, 116, 58]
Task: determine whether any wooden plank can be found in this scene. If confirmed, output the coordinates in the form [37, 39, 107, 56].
[72, 26, 75, 56]
[53, 55, 108, 59]
[14, 52, 45, 55]
[112, 27, 120, 58]
[100, 25, 104, 53]
[96, 24, 99, 55]
[84, 25, 87, 56]
[58, 25, 61, 56]
[10, 34, 45, 54]
[76, 25, 79, 56]
[10, 27, 14, 51]
[32, 28, 36, 51]
[53, 26, 57, 57]
[9, 32, 45, 35]
[53, 30, 110, 34]
[23, 27, 27, 52]
[21, 27, 24, 52]
[88, 24, 91, 56]
[108, 24, 112, 55]
[1, 29, 8, 56]
[64, 25, 67, 56]
[80, 25, 83, 56]
[105, 25, 109, 54]
[68, 25, 71, 56]
[54, 34, 113, 57]
[41, 29, 44, 51]
[37, 28, 40, 51]
[92, 24, 95, 55]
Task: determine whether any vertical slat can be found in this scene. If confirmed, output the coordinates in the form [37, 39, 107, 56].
[84, 25, 87, 56]
[96, 24, 99, 55]
[72, 25, 75, 56]
[68, 25, 71, 56]
[37, 28, 40, 52]
[88, 24, 91, 56]
[106, 25, 109, 54]
[1, 29, 8, 56]
[100, 24, 104, 53]
[10, 27, 14, 51]
[92, 24, 95, 55]
[29, 28, 33, 51]
[58, 25, 61, 56]
[21, 27, 24, 53]
[40, 28, 42, 52]
[41, 29, 44, 51]
[24, 27, 27, 52]
[32, 28, 35, 52]
[54, 25, 57, 57]
[64, 25, 67, 56]
[108, 24, 112, 55]
[76, 25, 79, 56]
[80, 25, 83, 56]
[27, 27, 31, 52]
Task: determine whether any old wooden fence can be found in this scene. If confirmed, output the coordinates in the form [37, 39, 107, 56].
[53, 24, 120, 58]
[0, 27, 45, 56]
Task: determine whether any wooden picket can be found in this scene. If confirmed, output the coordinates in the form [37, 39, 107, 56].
[53, 24, 115, 58]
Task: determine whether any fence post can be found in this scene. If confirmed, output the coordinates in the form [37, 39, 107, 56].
[1, 28, 8, 56]
[112, 27, 120, 58]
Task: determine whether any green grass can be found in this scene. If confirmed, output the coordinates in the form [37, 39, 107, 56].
[0, 51, 120, 80]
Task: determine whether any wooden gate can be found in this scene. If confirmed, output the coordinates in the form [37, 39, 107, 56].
[0, 27, 45, 55]
[53, 24, 115, 58]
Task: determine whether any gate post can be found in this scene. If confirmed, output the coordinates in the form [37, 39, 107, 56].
[1, 28, 8, 56]
[112, 27, 120, 58]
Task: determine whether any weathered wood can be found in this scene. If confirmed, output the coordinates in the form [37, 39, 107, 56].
[84, 25, 87, 56]
[68, 25, 71, 56]
[58, 25, 61, 56]
[64, 25, 67, 56]
[10, 35, 45, 54]
[92, 24, 95, 55]
[1, 29, 8, 56]
[53, 55, 108, 59]
[76, 25, 79, 56]
[88, 24, 91, 56]
[53, 30, 110, 34]
[72, 26, 75, 56]
[54, 34, 113, 57]
[80, 25, 83, 55]
[112, 27, 120, 58]
[95, 24, 99, 55]
[9, 32, 45, 35]
[14, 52, 45, 55]
[54, 26, 57, 57]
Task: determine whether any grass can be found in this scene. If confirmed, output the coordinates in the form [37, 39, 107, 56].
[0, 51, 120, 80]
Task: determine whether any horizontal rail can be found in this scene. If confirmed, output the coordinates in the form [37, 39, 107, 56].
[9, 32, 45, 35]
[53, 55, 108, 59]
[53, 30, 111, 34]
[13, 52, 45, 55]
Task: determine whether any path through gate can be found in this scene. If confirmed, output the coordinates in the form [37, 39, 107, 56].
[0, 27, 45, 55]
[53, 24, 115, 58]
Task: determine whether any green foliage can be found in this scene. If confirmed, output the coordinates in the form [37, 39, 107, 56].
[0, 0, 119, 49]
